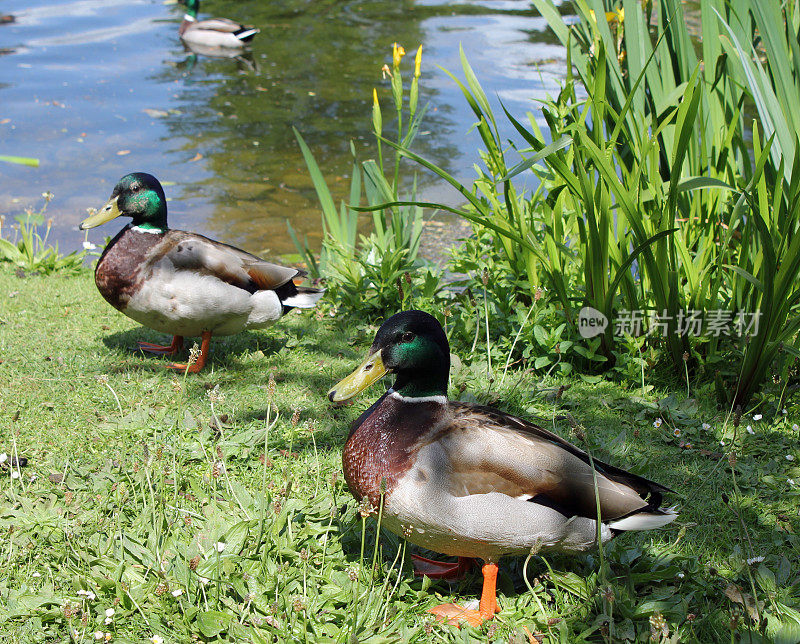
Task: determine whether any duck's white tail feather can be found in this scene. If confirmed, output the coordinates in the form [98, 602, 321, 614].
[236, 28, 259, 41]
[607, 506, 678, 531]
[282, 289, 324, 309]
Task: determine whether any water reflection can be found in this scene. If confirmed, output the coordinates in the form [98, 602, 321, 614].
[0, 0, 567, 258]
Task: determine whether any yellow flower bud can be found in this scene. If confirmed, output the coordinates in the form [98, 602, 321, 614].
[392, 42, 405, 69]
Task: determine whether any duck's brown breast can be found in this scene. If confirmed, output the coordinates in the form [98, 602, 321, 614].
[342, 393, 448, 510]
[95, 227, 167, 310]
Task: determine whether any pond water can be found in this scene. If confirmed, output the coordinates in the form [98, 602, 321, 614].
[0, 0, 568, 258]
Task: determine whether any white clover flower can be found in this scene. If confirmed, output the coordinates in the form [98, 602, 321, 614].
[701, 423, 711, 431]
[11, 470, 20, 480]
[104, 617, 112, 625]
[105, 608, 115, 618]
[747, 425, 755, 435]
[746, 556, 765, 565]
[786, 455, 795, 461]
[753, 414, 762, 421]
[653, 418, 663, 428]
[0, 453, 7, 464]
[171, 589, 183, 597]
[214, 542, 226, 553]
[94, 632, 104, 640]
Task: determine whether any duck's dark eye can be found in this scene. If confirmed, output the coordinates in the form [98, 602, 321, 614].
[400, 331, 415, 343]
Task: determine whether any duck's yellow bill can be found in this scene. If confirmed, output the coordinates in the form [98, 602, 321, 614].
[328, 351, 387, 402]
[80, 196, 121, 230]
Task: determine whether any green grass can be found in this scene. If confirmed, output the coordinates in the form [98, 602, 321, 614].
[1, 265, 799, 642]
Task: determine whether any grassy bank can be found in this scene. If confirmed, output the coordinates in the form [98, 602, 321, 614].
[1, 265, 799, 642]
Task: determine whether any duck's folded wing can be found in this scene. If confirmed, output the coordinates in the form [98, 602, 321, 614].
[162, 232, 301, 292]
[193, 18, 248, 33]
[444, 403, 669, 522]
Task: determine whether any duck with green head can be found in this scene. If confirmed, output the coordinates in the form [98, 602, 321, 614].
[329, 310, 677, 627]
[81, 173, 323, 373]
[179, 0, 259, 49]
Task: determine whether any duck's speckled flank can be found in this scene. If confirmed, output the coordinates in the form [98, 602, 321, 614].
[95, 227, 165, 310]
[342, 393, 447, 509]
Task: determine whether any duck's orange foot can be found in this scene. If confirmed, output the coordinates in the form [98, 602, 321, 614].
[137, 335, 184, 356]
[412, 555, 475, 579]
[164, 331, 210, 373]
[428, 602, 497, 628]
[165, 361, 204, 374]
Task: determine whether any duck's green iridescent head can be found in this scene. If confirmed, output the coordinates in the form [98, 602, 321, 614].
[328, 310, 451, 402]
[80, 172, 168, 232]
[182, 0, 200, 18]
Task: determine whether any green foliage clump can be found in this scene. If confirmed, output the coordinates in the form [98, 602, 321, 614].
[290, 45, 445, 320]
[0, 192, 87, 275]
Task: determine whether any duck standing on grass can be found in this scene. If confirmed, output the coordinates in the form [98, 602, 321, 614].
[178, 0, 259, 49]
[328, 310, 677, 627]
[80, 172, 323, 374]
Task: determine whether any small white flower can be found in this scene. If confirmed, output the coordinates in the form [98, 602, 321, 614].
[171, 589, 183, 597]
[782, 409, 788, 415]
[702, 423, 711, 431]
[753, 414, 762, 421]
[747, 425, 755, 435]
[105, 608, 115, 618]
[720, 440, 726, 446]
[77, 589, 96, 600]
[746, 556, 765, 565]
[214, 542, 226, 553]
[82, 240, 97, 250]
[677, 572, 685, 579]
[786, 455, 795, 461]
[32, 572, 41, 578]
[789, 479, 796, 486]
[94, 632, 104, 641]
[151, 636, 164, 644]
[104, 617, 112, 625]
[11, 470, 20, 479]
[0, 453, 7, 464]
[653, 418, 663, 428]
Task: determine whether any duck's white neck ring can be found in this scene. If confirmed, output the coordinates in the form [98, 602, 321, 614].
[129, 225, 163, 234]
[388, 389, 447, 405]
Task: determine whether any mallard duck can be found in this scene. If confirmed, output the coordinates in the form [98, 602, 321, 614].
[80, 172, 323, 373]
[328, 310, 677, 627]
[178, 0, 259, 49]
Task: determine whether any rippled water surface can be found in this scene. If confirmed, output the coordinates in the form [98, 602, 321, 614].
[0, 0, 567, 257]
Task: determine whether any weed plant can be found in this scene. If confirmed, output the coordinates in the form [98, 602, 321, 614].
[290, 45, 442, 319]
[0, 192, 87, 275]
